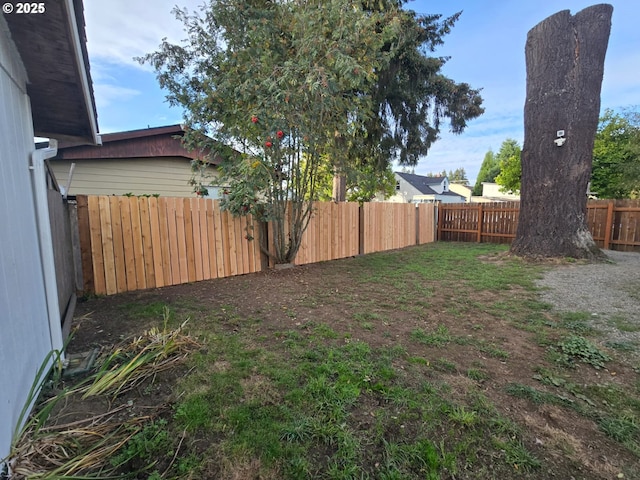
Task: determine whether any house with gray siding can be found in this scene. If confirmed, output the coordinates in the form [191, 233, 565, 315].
[388, 172, 466, 203]
[1, 0, 98, 464]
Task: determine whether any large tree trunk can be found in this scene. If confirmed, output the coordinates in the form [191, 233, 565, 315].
[511, 5, 612, 259]
[332, 170, 346, 202]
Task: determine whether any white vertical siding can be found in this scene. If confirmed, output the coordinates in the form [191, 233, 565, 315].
[0, 18, 54, 460]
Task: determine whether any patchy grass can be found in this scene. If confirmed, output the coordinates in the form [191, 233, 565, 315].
[46, 242, 640, 479]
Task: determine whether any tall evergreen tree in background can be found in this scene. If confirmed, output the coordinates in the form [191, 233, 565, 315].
[472, 150, 500, 195]
[344, 0, 484, 174]
[448, 167, 468, 184]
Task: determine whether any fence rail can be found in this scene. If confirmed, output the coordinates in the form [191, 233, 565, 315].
[438, 200, 640, 252]
[76, 196, 437, 295]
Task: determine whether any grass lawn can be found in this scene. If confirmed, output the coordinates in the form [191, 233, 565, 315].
[14, 242, 640, 479]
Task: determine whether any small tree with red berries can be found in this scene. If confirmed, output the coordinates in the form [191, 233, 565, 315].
[142, 0, 400, 263]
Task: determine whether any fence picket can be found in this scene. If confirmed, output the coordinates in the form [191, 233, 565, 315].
[439, 200, 640, 251]
[86, 196, 104, 294]
[148, 197, 165, 288]
[189, 198, 203, 282]
[98, 197, 117, 295]
[118, 197, 137, 291]
[137, 198, 155, 289]
[78, 198, 442, 295]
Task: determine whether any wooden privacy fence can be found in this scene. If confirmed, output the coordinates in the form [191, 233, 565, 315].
[438, 199, 640, 252]
[76, 196, 437, 295]
[76, 196, 262, 296]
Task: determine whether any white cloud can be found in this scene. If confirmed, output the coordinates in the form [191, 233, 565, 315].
[94, 84, 141, 109]
[84, 0, 203, 68]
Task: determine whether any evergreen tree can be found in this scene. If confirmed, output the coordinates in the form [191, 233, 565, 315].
[448, 168, 468, 184]
[347, 2, 484, 170]
[472, 150, 500, 195]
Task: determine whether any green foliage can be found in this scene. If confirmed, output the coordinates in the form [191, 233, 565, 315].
[141, 0, 401, 263]
[410, 324, 451, 347]
[448, 167, 469, 184]
[348, 6, 483, 169]
[591, 108, 640, 199]
[493, 138, 522, 194]
[599, 416, 639, 445]
[142, 0, 482, 262]
[315, 160, 397, 203]
[557, 336, 611, 369]
[472, 149, 500, 195]
[110, 419, 170, 469]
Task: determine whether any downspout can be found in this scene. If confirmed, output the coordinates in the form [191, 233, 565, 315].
[29, 139, 64, 354]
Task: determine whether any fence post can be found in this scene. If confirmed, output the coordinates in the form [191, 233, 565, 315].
[436, 203, 443, 241]
[603, 200, 614, 250]
[415, 204, 419, 245]
[75, 195, 94, 294]
[476, 203, 483, 243]
[358, 204, 365, 255]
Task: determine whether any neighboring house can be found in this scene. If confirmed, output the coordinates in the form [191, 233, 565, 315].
[1, 0, 99, 462]
[50, 124, 225, 198]
[388, 172, 466, 203]
[449, 182, 473, 202]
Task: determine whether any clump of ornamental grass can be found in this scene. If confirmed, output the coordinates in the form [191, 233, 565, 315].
[4, 307, 198, 479]
[83, 310, 199, 398]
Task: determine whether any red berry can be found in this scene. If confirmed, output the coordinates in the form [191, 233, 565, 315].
[251, 115, 258, 123]
[276, 130, 284, 139]
[265, 141, 273, 148]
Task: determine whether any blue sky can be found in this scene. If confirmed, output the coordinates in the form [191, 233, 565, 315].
[84, 0, 639, 183]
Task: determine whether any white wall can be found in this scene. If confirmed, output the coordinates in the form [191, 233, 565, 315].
[0, 18, 55, 461]
[481, 182, 521, 201]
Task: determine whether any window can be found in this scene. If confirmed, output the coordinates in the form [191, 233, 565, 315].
[204, 186, 222, 199]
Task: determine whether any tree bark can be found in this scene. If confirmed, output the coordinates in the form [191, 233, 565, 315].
[511, 4, 612, 259]
[332, 170, 346, 202]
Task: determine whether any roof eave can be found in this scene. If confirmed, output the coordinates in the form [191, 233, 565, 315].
[5, 0, 99, 145]
[62, 0, 99, 145]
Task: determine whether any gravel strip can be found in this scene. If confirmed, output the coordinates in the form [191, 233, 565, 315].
[536, 250, 640, 351]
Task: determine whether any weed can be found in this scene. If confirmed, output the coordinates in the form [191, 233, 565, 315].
[478, 342, 510, 359]
[599, 416, 640, 448]
[175, 394, 213, 431]
[314, 323, 339, 339]
[559, 311, 596, 335]
[466, 368, 489, 382]
[497, 439, 541, 471]
[504, 383, 572, 408]
[608, 315, 640, 333]
[410, 324, 451, 347]
[382, 439, 457, 479]
[447, 405, 478, 427]
[557, 335, 610, 369]
[110, 419, 170, 470]
[605, 341, 637, 352]
[119, 301, 169, 320]
[434, 358, 457, 373]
